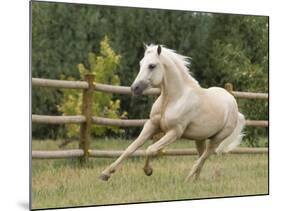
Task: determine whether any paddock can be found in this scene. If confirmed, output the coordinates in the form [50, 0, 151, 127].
[31, 76, 268, 209]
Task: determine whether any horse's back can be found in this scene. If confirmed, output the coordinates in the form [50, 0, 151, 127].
[205, 87, 236, 104]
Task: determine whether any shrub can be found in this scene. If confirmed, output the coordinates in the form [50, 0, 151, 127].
[58, 36, 127, 138]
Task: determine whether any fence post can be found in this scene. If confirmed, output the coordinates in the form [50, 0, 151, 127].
[224, 82, 233, 94]
[79, 73, 95, 162]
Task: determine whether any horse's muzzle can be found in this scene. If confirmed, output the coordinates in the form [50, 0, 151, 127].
[131, 81, 148, 96]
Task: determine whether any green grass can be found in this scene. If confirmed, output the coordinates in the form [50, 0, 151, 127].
[32, 139, 268, 210]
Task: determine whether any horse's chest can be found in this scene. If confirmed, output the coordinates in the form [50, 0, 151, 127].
[151, 96, 191, 131]
[159, 111, 179, 132]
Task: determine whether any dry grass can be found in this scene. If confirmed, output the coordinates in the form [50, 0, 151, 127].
[31, 139, 268, 210]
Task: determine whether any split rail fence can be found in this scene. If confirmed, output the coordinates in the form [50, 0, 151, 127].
[32, 74, 269, 160]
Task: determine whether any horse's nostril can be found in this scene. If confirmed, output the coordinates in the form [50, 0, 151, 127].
[131, 82, 145, 95]
[131, 85, 139, 92]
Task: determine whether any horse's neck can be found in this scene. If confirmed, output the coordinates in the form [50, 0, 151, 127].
[159, 61, 199, 117]
[161, 61, 199, 102]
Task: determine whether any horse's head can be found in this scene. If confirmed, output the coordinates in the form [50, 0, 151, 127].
[131, 45, 164, 95]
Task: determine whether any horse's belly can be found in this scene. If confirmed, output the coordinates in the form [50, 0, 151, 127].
[182, 127, 211, 141]
[182, 120, 224, 141]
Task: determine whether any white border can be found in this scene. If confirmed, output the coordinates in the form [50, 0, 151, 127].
[1, 0, 280, 211]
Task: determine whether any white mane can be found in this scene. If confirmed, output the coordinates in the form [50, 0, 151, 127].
[145, 44, 190, 69]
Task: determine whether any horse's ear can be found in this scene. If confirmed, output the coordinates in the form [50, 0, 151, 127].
[143, 42, 148, 50]
[157, 45, 162, 55]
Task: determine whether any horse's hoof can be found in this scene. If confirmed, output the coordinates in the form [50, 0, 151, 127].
[143, 167, 153, 176]
[99, 173, 110, 181]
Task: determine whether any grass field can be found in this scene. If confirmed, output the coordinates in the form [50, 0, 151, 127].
[31, 139, 268, 210]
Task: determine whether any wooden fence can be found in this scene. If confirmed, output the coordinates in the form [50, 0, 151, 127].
[31, 75, 269, 160]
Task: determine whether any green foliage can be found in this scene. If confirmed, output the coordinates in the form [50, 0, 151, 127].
[57, 36, 126, 138]
[32, 2, 268, 143]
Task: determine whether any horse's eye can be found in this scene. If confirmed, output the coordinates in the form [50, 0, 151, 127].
[148, 64, 156, 70]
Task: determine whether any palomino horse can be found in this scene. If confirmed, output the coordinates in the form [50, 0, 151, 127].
[99, 44, 245, 181]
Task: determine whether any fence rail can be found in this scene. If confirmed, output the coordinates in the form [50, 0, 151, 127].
[32, 78, 268, 99]
[32, 114, 268, 127]
[32, 76, 269, 160]
[32, 115, 86, 124]
[32, 147, 268, 159]
[32, 78, 159, 95]
[32, 78, 88, 89]
[245, 120, 268, 127]
[232, 91, 268, 100]
[95, 83, 160, 95]
[32, 149, 84, 159]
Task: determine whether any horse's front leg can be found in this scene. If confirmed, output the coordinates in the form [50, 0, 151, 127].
[143, 132, 164, 176]
[143, 128, 182, 176]
[99, 120, 158, 181]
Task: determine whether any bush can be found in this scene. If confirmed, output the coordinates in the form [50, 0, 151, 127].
[58, 36, 127, 138]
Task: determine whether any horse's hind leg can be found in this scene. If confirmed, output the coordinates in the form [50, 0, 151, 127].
[183, 140, 206, 180]
[185, 141, 215, 182]
[186, 126, 233, 182]
[195, 140, 206, 157]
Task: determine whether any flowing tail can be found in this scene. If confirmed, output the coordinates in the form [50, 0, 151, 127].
[215, 112, 246, 154]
